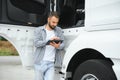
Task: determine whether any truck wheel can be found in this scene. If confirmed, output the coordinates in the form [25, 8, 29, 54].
[73, 59, 117, 80]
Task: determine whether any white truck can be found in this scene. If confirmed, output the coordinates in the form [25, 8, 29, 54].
[0, 0, 120, 80]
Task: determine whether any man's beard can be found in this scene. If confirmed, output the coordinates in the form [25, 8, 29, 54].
[48, 22, 55, 30]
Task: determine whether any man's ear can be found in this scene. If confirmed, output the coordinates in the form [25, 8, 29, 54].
[48, 17, 51, 22]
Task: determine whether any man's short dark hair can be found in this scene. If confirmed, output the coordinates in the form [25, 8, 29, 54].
[48, 12, 59, 19]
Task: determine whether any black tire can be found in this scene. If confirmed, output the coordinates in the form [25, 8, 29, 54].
[73, 59, 117, 80]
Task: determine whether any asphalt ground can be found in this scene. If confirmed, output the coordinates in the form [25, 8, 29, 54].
[0, 56, 34, 80]
[0, 56, 60, 80]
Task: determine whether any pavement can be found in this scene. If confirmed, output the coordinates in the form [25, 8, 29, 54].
[0, 56, 60, 80]
[0, 56, 34, 80]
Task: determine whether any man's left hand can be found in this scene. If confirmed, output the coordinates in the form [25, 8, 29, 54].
[50, 42, 60, 48]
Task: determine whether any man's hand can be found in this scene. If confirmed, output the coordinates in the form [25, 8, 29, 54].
[50, 36, 60, 40]
[49, 36, 61, 48]
[50, 41, 61, 48]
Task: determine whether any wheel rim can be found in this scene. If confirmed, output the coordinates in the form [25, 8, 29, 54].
[81, 74, 98, 80]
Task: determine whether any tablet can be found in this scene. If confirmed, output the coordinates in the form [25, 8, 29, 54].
[46, 40, 63, 45]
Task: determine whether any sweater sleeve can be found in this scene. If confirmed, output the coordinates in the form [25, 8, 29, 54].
[34, 27, 48, 48]
[56, 27, 65, 50]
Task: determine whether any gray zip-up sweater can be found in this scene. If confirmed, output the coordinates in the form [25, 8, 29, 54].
[34, 25, 65, 66]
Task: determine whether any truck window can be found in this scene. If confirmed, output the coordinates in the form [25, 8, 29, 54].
[0, 0, 2, 20]
[58, 0, 85, 28]
[0, 0, 50, 27]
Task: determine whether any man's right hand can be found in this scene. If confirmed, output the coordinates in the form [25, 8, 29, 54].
[50, 36, 60, 40]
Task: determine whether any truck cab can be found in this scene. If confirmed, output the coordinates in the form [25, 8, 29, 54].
[56, 0, 120, 80]
[0, 0, 120, 80]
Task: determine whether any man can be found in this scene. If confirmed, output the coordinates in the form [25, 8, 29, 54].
[34, 12, 64, 80]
